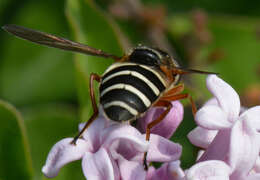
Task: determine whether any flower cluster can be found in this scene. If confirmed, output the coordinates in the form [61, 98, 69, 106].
[186, 75, 260, 180]
[42, 75, 260, 180]
[42, 102, 184, 179]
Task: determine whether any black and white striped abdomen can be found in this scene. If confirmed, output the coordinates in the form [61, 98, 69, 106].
[100, 63, 166, 122]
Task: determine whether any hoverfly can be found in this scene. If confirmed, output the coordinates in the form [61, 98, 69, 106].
[3, 24, 217, 169]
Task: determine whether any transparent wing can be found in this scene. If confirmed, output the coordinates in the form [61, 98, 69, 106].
[2, 24, 121, 60]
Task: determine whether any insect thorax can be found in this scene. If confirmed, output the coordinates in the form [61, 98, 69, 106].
[128, 46, 181, 85]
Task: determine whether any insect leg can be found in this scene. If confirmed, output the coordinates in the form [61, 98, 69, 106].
[162, 84, 197, 115]
[71, 73, 101, 145]
[143, 100, 172, 170]
[163, 84, 184, 97]
[143, 89, 198, 169]
[161, 93, 197, 116]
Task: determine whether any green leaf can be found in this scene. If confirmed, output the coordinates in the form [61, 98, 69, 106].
[208, 16, 260, 93]
[0, 0, 11, 23]
[191, 16, 260, 98]
[0, 100, 33, 180]
[66, 0, 123, 121]
[0, 1, 76, 106]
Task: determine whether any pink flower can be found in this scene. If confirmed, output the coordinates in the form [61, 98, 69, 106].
[42, 104, 183, 180]
[184, 160, 232, 180]
[137, 101, 184, 139]
[117, 159, 185, 180]
[144, 159, 231, 180]
[188, 75, 260, 180]
[146, 160, 184, 180]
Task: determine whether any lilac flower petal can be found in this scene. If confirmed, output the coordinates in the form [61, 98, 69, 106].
[117, 156, 146, 180]
[240, 106, 260, 131]
[146, 166, 156, 180]
[138, 101, 184, 139]
[204, 97, 219, 106]
[146, 161, 184, 180]
[143, 134, 182, 162]
[168, 160, 185, 180]
[247, 174, 260, 180]
[79, 112, 109, 151]
[254, 156, 260, 173]
[206, 75, 240, 122]
[110, 152, 121, 180]
[229, 118, 259, 179]
[196, 150, 205, 161]
[101, 124, 149, 161]
[195, 105, 232, 129]
[78, 115, 107, 135]
[82, 148, 117, 180]
[188, 127, 218, 148]
[198, 130, 230, 162]
[146, 164, 170, 180]
[42, 138, 91, 178]
[185, 160, 231, 180]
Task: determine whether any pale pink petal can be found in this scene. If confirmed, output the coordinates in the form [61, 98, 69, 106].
[204, 97, 219, 106]
[117, 156, 146, 180]
[82, 148, 117, 180]
[102, 123, 142, 142]
[146, 161, 184, 180]
[195, 105, 232, 129]
[185, 160, 231, 180]
[101, 124, 148, 160]
[110, 152, 121, 180]
[146, 164, 170, 180]
[138, 101, 184, 139]
[79, 111, 109, 151]
[247, 174, 260, 180]
[240, 106, 260, 131]
[198, 130, 230, 162]
[168, 161, 185, 180]
[42, 138, 91, 178]
[188, 127, 218, 148]
[253, 156, 260, 173]
[240, 106, 248, 114]
[229, 118, 259, 179]
[141, 134, 182, 162]
[206, 75, 240, 123]
[146, 166, 156, 180]
[196, 150, 205, 161]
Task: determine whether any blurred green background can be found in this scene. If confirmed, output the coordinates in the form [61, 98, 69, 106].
[0, 0, 259, 179]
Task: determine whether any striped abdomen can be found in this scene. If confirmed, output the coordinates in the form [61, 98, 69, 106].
[100, 63, 167, 122]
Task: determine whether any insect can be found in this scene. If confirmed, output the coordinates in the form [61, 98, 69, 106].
[3, 24, 217, 169]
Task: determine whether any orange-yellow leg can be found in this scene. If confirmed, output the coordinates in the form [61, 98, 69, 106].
[161, 93, 197, 116]
[163, 84, 184, 97]
[162, 84, 197, 115]
[71, 73, 101, 145]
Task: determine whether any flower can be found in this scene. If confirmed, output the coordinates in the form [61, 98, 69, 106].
[117, 159, 185, 180]
[188, 75, 260, 180]
[137, 101, 184, 139]
[184, 160, 232, 180]
[42, 103, 183, 180]
[146, 160, 184, 180]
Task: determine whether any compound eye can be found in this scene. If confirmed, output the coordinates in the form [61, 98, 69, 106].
[129, 49, 160, 66]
